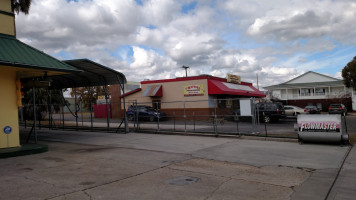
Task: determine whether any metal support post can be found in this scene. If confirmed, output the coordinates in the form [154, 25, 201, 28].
[74, 88, 78, 130]
[104, 86, 110, 132]
[89, 87, 93, 130]
[32, 84, 38, 143]
[117, 75, 129, 133]
[48, 88, 51, 129]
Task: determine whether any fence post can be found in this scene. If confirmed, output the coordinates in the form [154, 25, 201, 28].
[156, 102, 160, 131]
[62, 102, 64, 129]
[104, 86, 110, 132]
[89, 87, 93, 131]
[81, 102, 83, 128]
[173, 112, 176, 131]
[235, 113, 239, 135]
[214, 99, 218, 134]
[184, 101, 186, 133]
[193, 112, 195, 132]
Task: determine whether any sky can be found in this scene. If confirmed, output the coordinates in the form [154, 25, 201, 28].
[15, 0, 356, 89]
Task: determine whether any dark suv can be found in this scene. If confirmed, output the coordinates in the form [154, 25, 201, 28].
[126, 105, 167, 122]
[328, 104, 347, 116]
[256, 102, 286, 123]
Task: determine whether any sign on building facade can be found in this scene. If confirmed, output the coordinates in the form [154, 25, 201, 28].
[183, 84, 205, 96]
[227, 74, 241, 84]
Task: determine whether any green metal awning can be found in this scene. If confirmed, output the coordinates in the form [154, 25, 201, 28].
[0, 33, 79, 73]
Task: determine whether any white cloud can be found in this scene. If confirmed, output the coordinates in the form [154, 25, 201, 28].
[13, 0, 356, 89]
[127, 46, 178, 81]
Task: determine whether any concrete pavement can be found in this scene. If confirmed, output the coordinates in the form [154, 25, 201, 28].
[0, 128, 354, 200]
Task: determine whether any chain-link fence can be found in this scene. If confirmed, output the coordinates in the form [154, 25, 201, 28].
[20, 98, 298, 140]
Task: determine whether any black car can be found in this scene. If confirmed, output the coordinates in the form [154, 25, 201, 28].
[304, 105, 320, 114]
[256, 102, 286, 123]
[328, 104, 347, 116]
[126, 105, 167, 122]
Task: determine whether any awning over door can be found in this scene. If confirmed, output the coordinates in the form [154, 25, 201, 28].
[142, 85, 162, 97]
[208, 80, 266, 97]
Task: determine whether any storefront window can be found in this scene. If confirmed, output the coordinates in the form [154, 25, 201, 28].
[152, 100, 161, 110]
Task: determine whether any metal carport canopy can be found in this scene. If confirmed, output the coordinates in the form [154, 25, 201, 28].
[49, 59, 126, 89]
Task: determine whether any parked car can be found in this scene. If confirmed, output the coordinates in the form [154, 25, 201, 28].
[126, 106, 167, 122]
[256, 102, 286, 123]
[328, 104, 347, 116]
[304, 105, 320, 114]
[283, 105, 307, 116]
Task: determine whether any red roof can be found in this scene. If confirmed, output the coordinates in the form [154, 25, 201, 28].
[141, 75, 253, 85]
[120, 88, 141, 98]
[208, 80, 266, 97]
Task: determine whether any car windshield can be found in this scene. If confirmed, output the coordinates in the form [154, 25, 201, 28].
[147, 108, 157, 112]
[330, 104, 342, 108]
[305, 106, 315, 109]
[288, 106, 302, 109]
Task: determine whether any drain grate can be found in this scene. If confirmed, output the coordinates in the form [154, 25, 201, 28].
[166, 176, 200, 186]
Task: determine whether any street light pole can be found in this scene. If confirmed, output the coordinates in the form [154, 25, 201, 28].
[182, 65, 190, 77]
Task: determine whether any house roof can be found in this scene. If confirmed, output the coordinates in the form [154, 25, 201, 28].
[285, 71, 340, 84]
[264, 71, 343, 89]
[0, 34, 79, 73]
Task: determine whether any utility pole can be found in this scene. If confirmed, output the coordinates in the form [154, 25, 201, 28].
[182, 65, 190, 77]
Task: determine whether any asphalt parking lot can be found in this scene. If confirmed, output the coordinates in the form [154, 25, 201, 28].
[1, 127, 355, 200]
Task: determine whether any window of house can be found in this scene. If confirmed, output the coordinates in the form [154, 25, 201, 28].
[300, 88, 313, 96]
[315, 88, 325, 95]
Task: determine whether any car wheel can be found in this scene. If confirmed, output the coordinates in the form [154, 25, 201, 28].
[263, 115, 271, 123]
[127, 115, 134, 121]
[149, 116, 155, 122]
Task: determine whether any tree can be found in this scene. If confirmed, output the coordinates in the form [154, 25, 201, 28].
[70, 86, 111, 110]
[23, 88, 67, 120]
[342, 56, 356, 90]
[11, 0, 31, 15]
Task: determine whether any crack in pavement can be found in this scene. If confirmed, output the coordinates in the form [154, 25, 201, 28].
[204, 177, 233, 200]
[46, 156, 195, 200]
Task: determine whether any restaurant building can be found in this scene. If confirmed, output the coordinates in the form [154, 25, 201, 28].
[119, 75, 265, 117]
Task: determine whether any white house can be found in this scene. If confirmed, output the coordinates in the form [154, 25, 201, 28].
[264, 71, 356, 111]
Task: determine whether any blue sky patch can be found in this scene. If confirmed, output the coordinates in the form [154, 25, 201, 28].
[54, 51, 73, 60]
[135, 0, 143, 6]
[181, 1, 197, 14]
[112, 45, 134, 63]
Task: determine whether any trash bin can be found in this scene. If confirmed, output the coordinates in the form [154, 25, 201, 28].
[297, 114, 349, 144]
